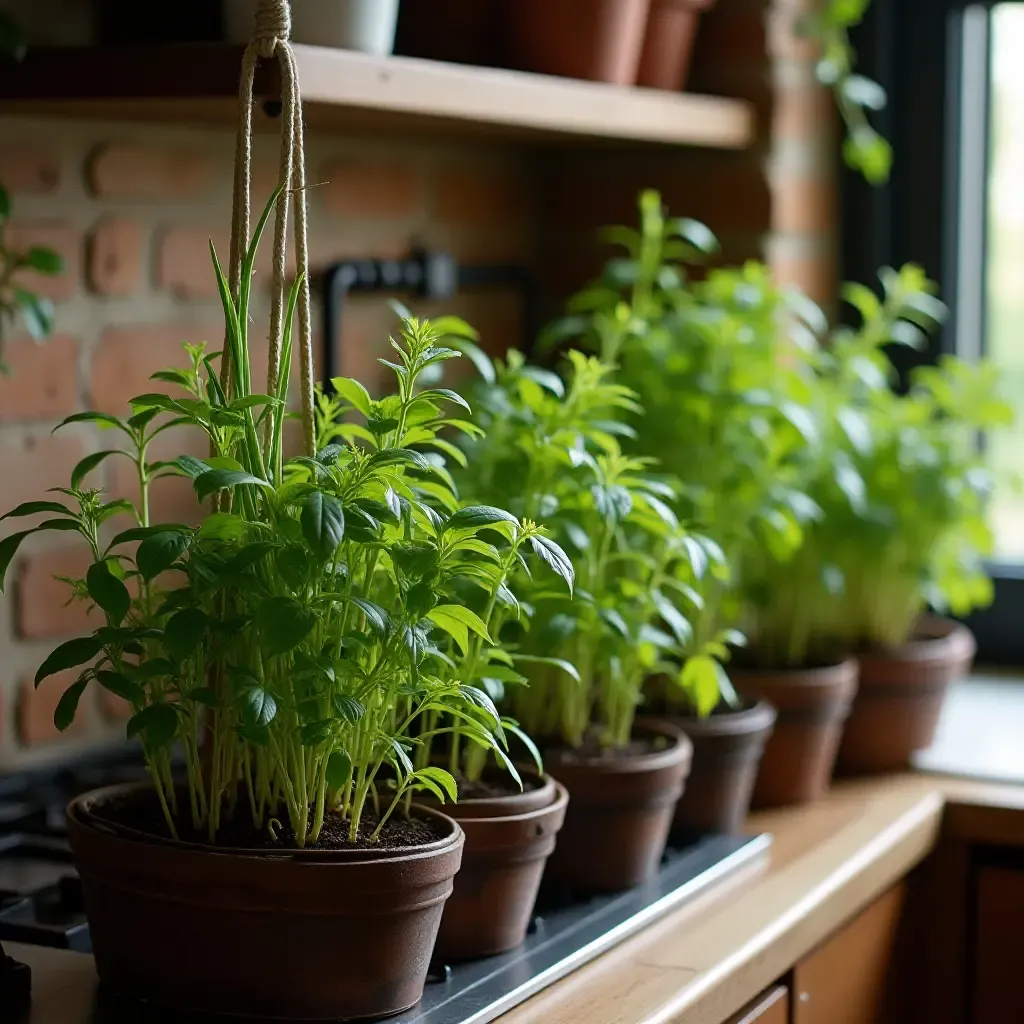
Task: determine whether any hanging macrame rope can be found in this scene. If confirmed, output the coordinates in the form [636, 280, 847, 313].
[225, 0, 316, 458]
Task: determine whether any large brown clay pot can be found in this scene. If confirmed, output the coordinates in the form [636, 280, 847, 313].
[731, 660, 858, 809]
[838, 616, 976, 774]
[504, 0, 652, 85]
[636, 0, 716, 91]
[543, 718, 692, 891]
[666, 700, 777, 837]
[67, 784, 464, 1021]
[431, 773, 569, 961]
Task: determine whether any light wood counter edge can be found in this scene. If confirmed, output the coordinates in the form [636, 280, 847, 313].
[10, 773, 1024, 1024]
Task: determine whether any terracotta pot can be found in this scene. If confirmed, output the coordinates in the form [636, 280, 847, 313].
[543, 718, 692, 891]
[838, 616, 976, 774]
[67, 784, 464, 1021]
[636, 0, 716, 91]
[504, 0, 652, 85]
[395, 0, 502, 66]
[731, 660, 858, 809]
[666, 700, 777, 837]
[430, 773, 569, 961]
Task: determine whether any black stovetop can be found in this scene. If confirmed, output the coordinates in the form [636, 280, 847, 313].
[0, 750, 771, 1024]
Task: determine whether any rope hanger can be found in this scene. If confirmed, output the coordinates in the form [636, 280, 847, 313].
[226, 0, 316, 458]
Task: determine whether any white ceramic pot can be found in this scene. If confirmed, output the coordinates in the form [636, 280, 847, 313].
[223, 0, 400, 56]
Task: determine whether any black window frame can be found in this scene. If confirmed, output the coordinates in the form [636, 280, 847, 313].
[842, 0, 1023, 665]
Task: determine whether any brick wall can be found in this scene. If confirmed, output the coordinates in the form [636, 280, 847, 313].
[0, 116, 542, 768]
[0, 0, 836, 768]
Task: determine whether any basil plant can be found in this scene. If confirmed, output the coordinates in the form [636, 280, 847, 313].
[751, 265, 1013, 657]
[456, 345, 735, 750]
[0, 194, 549, 848]
[541, 191, 823, 692]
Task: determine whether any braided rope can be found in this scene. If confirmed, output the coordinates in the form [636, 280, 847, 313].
[224, 0, 315, 458]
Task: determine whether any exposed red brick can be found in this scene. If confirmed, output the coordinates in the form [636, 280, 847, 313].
[434, 164, 534, 227]
[772, 170, 837, 236]
[15, 544, 99, 640]
[320, 159, 423, 221]
[156, 226, 229, 300]
[88, 217, 143, 296]
[774, 78, 834, 142]
[0, 144, 61, 194]
[89, 324, 218, 414]
[0, 334, 78, 421]
[6, 220, 79, 301]
[17, 670, 91, 746]
[0, 433, 85, 532]
[88, 143, 212, 200]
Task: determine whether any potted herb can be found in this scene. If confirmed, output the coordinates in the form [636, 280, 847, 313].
[797, 267, 1007, 772]
[456, 346, 728, 890]
[0, 194, 546, 1019]
[318, 317, 572, 961]
[542, 190, 846, 817]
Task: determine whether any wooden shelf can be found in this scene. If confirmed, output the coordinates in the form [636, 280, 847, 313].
[0, 45, 755, 149]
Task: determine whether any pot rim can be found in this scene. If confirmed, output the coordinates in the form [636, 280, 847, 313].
[68, 782, 463, 864]
[438, 779, 569, 829]
[545, 717, 692, 774]
[858, 615, 976, 666]
[729, 656, 859, 692]
[662, 698, 778, 738]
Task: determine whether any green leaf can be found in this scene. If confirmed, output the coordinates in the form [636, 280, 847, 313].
[332, 694, 365, 723]
[16, 291, 54, 341]
[447, 337, 495, 385]
[414, 766, 458, 803]
[86, 561, 130, 626]
[95, 670, 144, 704]
[348, 596, 390, 637]
[188, 687, 220, 708]
[678, 655, 724, 717]
[0, 529, 32, 591]
[504, 719, 544, 774]
[23, 246, 63, 275]
[126, 703, 178, 750]
[1, 500, 72, 521]
[367, 448, 431, 472]
[54, 676, 89, 732]
[197, 512, 248, 542]
[174, 454, 211, 480]
[257, 597, 317, 656]
[301, 491, 345, 560]
[108, 523, 190, 547]
[510, 654, 581, 683]
[70, 450, 124, 490]
[194, 469, 271, 502]
[300, 720, 332, 746]
[35, 635, 102, 686]
[409, 388, 471, 413]
[55, 410, 127, 433]
[443, 505, 519, 533]
[330, 376, 372, 416]
[529, 535, 575, 593]
[164, 607, 208, 662]
[426, 603, 491, 655]
[240, 686, 278, 728]
[136, 531, 190, 581]
[326, 750, 352, 789]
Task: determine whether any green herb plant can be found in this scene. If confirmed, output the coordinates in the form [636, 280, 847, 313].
[0, 192, 538, 848]
[805, 0, 892, 185]
[458, 345, 735, 749]
[754, 265, 1013, 655]
[543, 191, 823, 697]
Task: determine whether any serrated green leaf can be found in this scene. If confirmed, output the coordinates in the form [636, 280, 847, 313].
[301, 491, 345, 560]
[136, 531, 190, 581]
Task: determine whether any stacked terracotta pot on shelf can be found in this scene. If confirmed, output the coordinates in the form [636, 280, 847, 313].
[397, 0, 718, 91]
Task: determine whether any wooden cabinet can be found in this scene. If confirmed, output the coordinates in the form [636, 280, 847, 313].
[726, 986, 789, 1024]
[793, 883, 906, 1024]
[973, 865, 1024, 1022]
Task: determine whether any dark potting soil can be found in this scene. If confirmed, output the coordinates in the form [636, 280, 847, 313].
[92, 788, 448, 852]
[547, 729, 668, 765]
[456, 772, 545, 801]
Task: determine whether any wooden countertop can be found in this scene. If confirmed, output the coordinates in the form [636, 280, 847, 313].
[11, 772, 1024, 1024]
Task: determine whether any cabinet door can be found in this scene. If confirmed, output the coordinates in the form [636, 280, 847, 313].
[726, 986, 789, 1024]
[793, 883, 907, 1024]
[973, 866, 1024, 1022]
